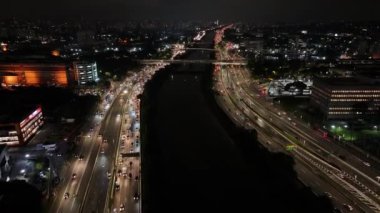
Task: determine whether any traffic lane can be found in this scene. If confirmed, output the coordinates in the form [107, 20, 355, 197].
[236, 67, 380, 180]
[82, 95, 124, 211]
[218, 68, 360, 211]
[222, 86, 359, 212]
[229, 67, 380, 194]
[227, 67, 378, 211]
[293, 161, 361, 213]
[51, 134, 95, 213]
[113, 157, 140, 212]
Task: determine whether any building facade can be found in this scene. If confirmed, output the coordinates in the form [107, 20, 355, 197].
[0, 62, 69, 87]
[0, 106, 43, 146]
[311, 77, 380, 120]
[72, 61, 99, 85]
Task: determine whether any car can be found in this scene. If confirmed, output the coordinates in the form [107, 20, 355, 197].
[324, 192, 332, 198]
[133, 192, 140, 200]
[135, 175, 139, 181]
[64, 192, 70, 199]
[343, 204, 353, 211]
[117, 169, 122, 176]
[107, 171, 112, 179]
[79, 154, 84, 161]
[119, 204, 125, 211]
[72, 173, 77, 180]
[363, 161, 371, 167]
[115, 183, 120, 191]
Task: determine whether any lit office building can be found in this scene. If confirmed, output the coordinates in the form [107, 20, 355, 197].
[311, 77, 380, 120]
[72, 61, 99, 85]
[0, 106, 44, 146]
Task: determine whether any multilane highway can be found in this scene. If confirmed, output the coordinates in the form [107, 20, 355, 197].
[213, 26, 380, 212]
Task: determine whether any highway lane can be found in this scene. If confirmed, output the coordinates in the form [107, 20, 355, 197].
[215, 65, 370, 212]
[81, 89, 126, 212]
[229, 65, 380, 200]
[105, 64, 166, 213]
[48, 93, 112, 213]
[222, 66, 380, 212]
[212, 30, 380, 211]
[214, 64, 363, 212]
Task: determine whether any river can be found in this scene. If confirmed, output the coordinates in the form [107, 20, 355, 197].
[141, 33, 333, 213]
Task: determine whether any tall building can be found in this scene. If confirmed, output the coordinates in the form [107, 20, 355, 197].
[0, 62, 70, 87]
[0, 106, 43, 146]
[72, 61, 99, 85]
[311, 77, 380, 120]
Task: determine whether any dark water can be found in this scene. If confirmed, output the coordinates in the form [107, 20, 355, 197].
[141, 66, 333, 213]
[141, 34, 333, 213]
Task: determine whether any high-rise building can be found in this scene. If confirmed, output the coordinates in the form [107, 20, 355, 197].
[311, 77, 380, 120]
[72, 61, 99, 85]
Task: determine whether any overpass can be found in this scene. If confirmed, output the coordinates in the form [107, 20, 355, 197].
[138, 59, 247, 66]
[180, 48, 216, 51]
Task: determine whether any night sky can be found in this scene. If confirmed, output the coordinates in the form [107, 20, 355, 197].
[3, 0, 380, 22]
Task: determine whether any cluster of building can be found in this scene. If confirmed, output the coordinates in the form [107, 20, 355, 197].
[231, 22, 380, 62]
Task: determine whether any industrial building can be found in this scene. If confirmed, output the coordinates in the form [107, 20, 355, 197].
[0, 62, 69, 87]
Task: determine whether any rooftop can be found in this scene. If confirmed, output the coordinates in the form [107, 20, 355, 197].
[0, 105, 41, 125]
[314, 77, 380, 88]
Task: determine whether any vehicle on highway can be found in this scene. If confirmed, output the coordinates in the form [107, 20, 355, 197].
[363, 161, 371, 167]
[118, 169, 122, 176]
[79, 154, 84, 161]
[324, 192, 332, 198]
[133, 192, 140, 200]
[343, 204, 353, 211]
[64, 192, 70, 199]
[135, 175, 139, 181]
[72, 173, 77, 180]
[120, 204, 125, 211]
[115, 182, 120, 191]
[101, 148, 105, 154]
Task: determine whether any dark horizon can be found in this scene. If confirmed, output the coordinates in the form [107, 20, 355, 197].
[3, 0, 380, 23]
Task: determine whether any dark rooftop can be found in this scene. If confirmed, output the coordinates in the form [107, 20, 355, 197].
[315, 77, 380, 88]
[0, 105, 40, 124]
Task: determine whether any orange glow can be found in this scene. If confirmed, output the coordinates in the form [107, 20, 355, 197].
[54, 70, 68, 85]
[3, 76, 18, 85]
[0, 63, 69, 86]
[51, 50, 60, 57]
[0, 42, 7, 52]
